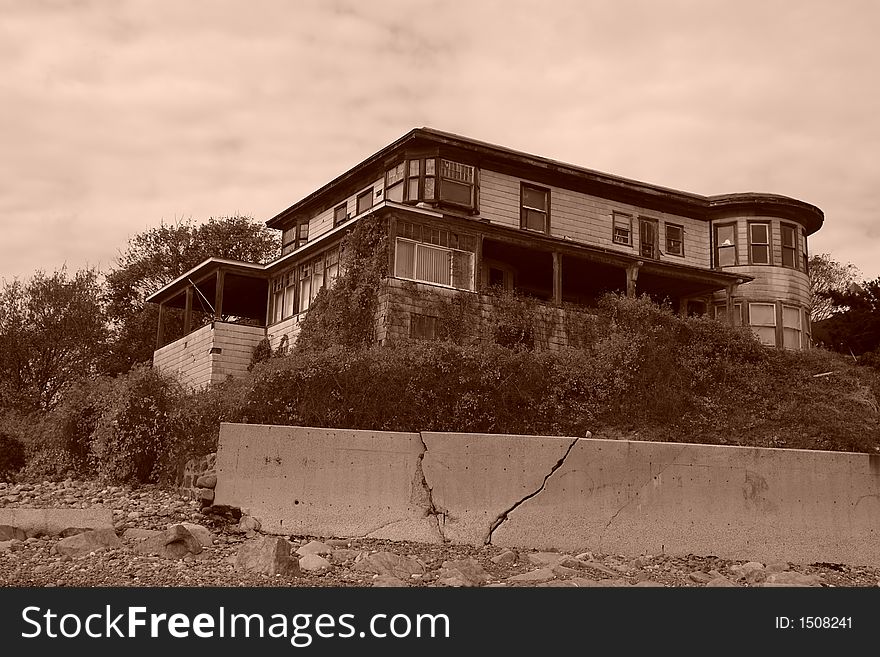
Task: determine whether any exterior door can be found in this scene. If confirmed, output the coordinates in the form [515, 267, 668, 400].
[640, 218, 658, 259]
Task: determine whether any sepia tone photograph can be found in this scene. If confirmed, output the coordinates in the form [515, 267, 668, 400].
[1, 0, 878, 649]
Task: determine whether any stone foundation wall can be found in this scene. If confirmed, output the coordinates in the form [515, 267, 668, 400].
[178, 452, 217, 506]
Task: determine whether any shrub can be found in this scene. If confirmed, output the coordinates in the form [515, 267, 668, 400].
[0, 432, 26, 480]
[88, 364, 180, 484]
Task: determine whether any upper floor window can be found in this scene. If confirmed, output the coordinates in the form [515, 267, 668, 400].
[748, 222, 770, 265]
[801, 227, 809, 273]
[781, 224, 797, 269]
[333, 203, 349, 228]
[281, 218, 309, 256]
[665, 223, 684, 257]
[357, 188, 374, 215]
[714, 223, 737, 267]
[612, 212, 633, 246]
[639, 217, 659, 259]
[520, 184, 549, 233]
[388, 157, 478, 212]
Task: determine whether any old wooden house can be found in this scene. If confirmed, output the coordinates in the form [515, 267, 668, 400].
[147, 128, 823, 388]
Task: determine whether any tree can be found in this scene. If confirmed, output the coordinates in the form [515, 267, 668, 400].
[103, 215, 280, 374]
[0, 267, 108, 410]
[808, 253, 861, 322]
[814, 277, 880, 357]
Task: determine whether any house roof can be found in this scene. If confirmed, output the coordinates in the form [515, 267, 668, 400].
[265, 127, 824, 235]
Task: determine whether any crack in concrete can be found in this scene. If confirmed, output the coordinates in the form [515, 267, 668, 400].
[484, 435, 581, 545]
[416, 432, 448, 543]
[597, 446, 688, 552]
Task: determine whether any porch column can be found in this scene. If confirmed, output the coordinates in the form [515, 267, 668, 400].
[725, 280, 741, 326]
[155, 302, 165, 349]
[184, 285, 193, 335]
[214, 268, 225, 321]
[678, 297, 689, 317]
[552, 251, 562, 305]
[626, 261, 642, 298]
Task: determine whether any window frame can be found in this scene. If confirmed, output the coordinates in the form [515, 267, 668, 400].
[714, 222, 738, 268]
[333, 203, 349, 228]
[714, 303, 743, 326]
[639, 216, 659, 259]
[520, 183, 550, 234]
[782, 304, 802, 350]
[748, 302, 777, 346]
[665, 223, 684, 257]
[780, 222, 798, 270]
[612, 212, 633, 247]
[356, 188, 374, 215]
[393, 236, 475, 292]
[748, 221, 771, 265]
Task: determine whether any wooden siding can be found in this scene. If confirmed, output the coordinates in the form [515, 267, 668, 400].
[267, 314, 303, 351]
[478, 169, 710, 268]
[152, 322, 265, 390]
[309, 177, 384, 241]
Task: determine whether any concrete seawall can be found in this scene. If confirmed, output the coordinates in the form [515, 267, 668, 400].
[214, 423, 880, 566]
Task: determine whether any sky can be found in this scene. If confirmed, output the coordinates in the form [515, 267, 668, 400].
[2, 0, 879, 284]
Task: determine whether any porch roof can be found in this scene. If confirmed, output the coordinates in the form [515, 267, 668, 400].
[145, 258, 267, 305]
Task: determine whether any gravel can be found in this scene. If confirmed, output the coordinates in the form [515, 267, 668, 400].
[2, 479, 879, 588]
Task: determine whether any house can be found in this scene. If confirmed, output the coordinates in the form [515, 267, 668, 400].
[147, 128, 823, 389]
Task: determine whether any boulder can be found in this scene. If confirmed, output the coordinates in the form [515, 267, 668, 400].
[490, 550, 518, 566]
[436, 558, 489, 587]
[131, 525, 202, 559]
[176, 523, 214, 548]
[353, 551, 426, 579]
[0, 525, 26, 541]
[56, 529, 121, 557]
[507, 567, 556, 583]
[235, 536, 300, 576]
[298, 554, 332, 572]
[195, 474, 217, 489]
[296, 540, 333, 556]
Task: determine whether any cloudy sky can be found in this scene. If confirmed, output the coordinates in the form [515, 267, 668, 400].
[2, 0, 879, 283]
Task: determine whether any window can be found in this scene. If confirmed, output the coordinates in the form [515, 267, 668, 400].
[410, 314, 437, 340]
[282, 271, 296, 319]
[749, 222, 770, 265]
[398, 157, 477, 211]
[780, 224, 797, 268]
[282, 219, 309, 255]
[714, 303, 742, 326]
[749, 302, 776, 346]
[385, 163, 405, 203]
[639, 217, 659, 259]
[782, 305, 801, 349]
[357, 188, 373, 215]
[665, 223, 684, 257]
[520, 184, 549, 233]
[394, 238, 474, 290]
[613, 212, 632, 246]
[801, 227, 809, 273]
[714, 223, 737, 267]
[296, 248, 340, 314]
[271, 277, 284, 324]
[333, 203, 349, 228]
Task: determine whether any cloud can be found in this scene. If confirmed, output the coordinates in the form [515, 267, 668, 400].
[1, 0, 879, 284]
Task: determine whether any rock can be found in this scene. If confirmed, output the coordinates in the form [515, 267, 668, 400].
[579, 560, 621, 578]
[730, 561, 766, 583]
[296, 540, 333, 556]
[436, 558, 489, 587]
[195, 474, 217, 489]
[525, 552, 565, 567]
[762, 572, 823, 587]
[633, 581, 665, 587]
[551, 564, 581, 578]
[235, 537, 300, 576]
[372, 575, 408, 587]
[688, 571, 714, 584]
[353, 552, 426, 579]
[238, 515, 261, 533]
[176, 523, 214, 548]
[507, 567, 556, 583]
[765, 561, 790, 573]
[197, 488, 214, 503]
[0, 525, 26, 541]
[56, 529, 121, 557]
[330, 549, 364, 564]
[131, 525, 202, 559]
[491, 549, 518, 566]
[706, 576, 738, 587]
[299, 554, 332, 572]
[0, 540, 14, 553]
[0, 508, 113, 537]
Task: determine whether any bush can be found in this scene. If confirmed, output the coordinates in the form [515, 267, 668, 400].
[0, 432, 26, 480]
[88, 365, 180, 484]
